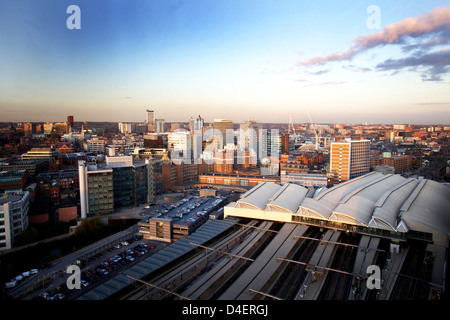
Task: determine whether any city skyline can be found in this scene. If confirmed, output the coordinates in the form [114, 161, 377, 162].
[1, 1, 450, 124]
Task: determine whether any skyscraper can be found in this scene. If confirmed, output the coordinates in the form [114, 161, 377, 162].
[146, 109, 155, 125]
[212, 119, 233, 150]
[330, 138, 370, 183]
[213, 119, 233, 138]
[67, 115, 74, 127]
[155, 119, 165, 133]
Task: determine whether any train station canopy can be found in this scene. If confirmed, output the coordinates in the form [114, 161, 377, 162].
[230, 172, 450, 246]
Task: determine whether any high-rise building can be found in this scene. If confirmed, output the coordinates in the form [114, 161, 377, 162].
[213, 119, 233, 139]
[155, 119, 165, 133]
[119, 122, 132, 134]
[168, 130, 191, 164]
[105, 155, 152, 207]
[330, 138, 370, 183]
[195, 116, 204, 130]
[0, 191, 29, 251]
[146, 109, 155, 125]
[67, 115, 74, 127]
[78, 161, 114, 218]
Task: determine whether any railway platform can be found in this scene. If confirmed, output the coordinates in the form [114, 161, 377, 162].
[378, 245, 408, 300]
[296, 230, 340, 300]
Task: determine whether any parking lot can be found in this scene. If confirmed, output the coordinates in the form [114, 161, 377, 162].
[30, 236, 167, 300]
[141, 193, 227, 223]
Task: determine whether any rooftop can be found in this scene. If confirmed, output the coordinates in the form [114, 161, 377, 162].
[228, 172, 450, 246]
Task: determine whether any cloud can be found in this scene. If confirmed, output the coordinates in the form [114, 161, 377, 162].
[376, 48, 450, 81]
[297, 6, 450, 66]
[297, 81, 347, 87]
[307, 69, 330, 75]
[343, 65, 371, 73]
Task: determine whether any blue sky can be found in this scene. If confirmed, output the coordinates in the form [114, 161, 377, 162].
[0, 0, 449, 124]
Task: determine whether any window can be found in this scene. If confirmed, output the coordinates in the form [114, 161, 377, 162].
[240, 180, 248, 186]
[156, 221, 164, 238]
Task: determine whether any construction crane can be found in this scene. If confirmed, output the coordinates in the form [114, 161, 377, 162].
[307, 109, 320, 150]
[288, 114, 296, 135]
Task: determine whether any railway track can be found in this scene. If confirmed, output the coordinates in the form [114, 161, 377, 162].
[364, 238, 390, 300]
[389, 240, 430, 300]
[317, 232, 361, 300]
[181, 220, 278, 300]
[118, 219, 279, 300]
[266, 227, 322, 300]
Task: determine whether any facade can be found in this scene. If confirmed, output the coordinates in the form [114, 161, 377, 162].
[330, 139, 370, 183]
[21, 148, 58, 162]
[155, 119, 165, 133]
[162, 162, 198, 191]
[213, 119, 233, 142]
[78, 161, 114, 218]
[199, 173, 279, 189]
[58, 206, 77, 222]
[146, 109, 155, 125]
[119, 123, 132, 134]
[67, 115, 74, 127]
[0, 191, 30, 251]
[139, 218, 172, 242]
[280, 171, 334, 188]
[370, 154, 412, 173]
[168, 130, 191, 163]
[86, 138, 106, 154]
[105, 156, 152, 207]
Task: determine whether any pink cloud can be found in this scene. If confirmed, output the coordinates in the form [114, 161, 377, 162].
[297, 6, 450, 66]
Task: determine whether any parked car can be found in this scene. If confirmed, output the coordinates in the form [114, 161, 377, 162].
[39, 292, 50, 300]
[121, 241, 129, 246]
[54, 293, 65, 300]
[3, 280, 17, 289]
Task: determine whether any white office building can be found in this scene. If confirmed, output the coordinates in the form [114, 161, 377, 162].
[0, 191, 29, 251]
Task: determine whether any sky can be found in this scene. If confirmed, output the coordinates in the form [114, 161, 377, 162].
[0, 0, 449, 125]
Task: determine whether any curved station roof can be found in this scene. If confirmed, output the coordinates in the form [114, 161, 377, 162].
[228, 172, 450, 246]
